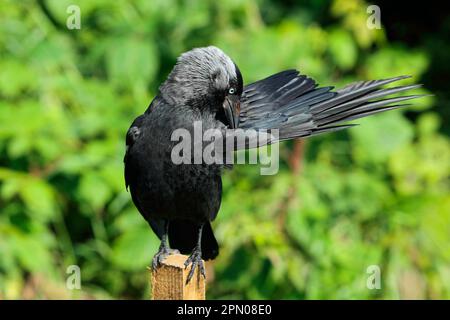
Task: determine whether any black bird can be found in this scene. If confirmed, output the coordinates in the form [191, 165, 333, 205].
[124, 46, 424, 282]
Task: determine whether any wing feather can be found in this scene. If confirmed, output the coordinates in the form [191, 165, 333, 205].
[237, 71, 425, 143]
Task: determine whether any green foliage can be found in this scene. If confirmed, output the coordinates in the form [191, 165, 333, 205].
[0, 0, 448, 299]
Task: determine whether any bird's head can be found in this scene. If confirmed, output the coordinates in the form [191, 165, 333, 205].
[159, 46, 243, 128]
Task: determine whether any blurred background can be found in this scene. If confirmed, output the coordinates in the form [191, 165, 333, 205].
[0, 0, 449, 299]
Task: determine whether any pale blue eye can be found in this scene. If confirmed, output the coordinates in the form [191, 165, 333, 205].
[228, 88, 235, 94]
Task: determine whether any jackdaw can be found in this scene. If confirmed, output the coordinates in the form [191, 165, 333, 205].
[124, 46, 424, 282]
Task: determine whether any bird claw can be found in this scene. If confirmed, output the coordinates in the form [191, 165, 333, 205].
[184, 248, 206, 284]
[151, 247, 180, 271]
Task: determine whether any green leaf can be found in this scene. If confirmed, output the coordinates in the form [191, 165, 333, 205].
[9, 231, 54, 275]
[111, 226, 159, 271]
[20, 179, 57, 222]
[328, 29, 357, 70]
[106, 37, 158, 89]
[78, 173, 112, 212]
[351, 111, 414, 164]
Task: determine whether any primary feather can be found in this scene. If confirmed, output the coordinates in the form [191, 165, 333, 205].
[238, 71, 424, 144]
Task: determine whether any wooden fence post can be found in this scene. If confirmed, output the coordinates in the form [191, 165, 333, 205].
[150, 254, 205, 300]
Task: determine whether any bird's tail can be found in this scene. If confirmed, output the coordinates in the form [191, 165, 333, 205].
[168, 220, 219, 260]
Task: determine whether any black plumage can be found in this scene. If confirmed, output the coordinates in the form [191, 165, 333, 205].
[124, 46, 424, 282]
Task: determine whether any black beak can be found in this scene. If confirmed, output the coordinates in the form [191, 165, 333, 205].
[223, 95, 240, 129]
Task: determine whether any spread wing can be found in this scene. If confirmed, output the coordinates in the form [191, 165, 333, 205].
[238, 70, 424, 142]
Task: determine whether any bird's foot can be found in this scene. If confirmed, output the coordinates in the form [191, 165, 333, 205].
[184, 247, 206, 284]
[151, 246, 180, 271]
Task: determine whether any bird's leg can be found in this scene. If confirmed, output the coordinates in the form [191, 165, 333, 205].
[184, 223, 206, 283]
[152, 220, 179, 271]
